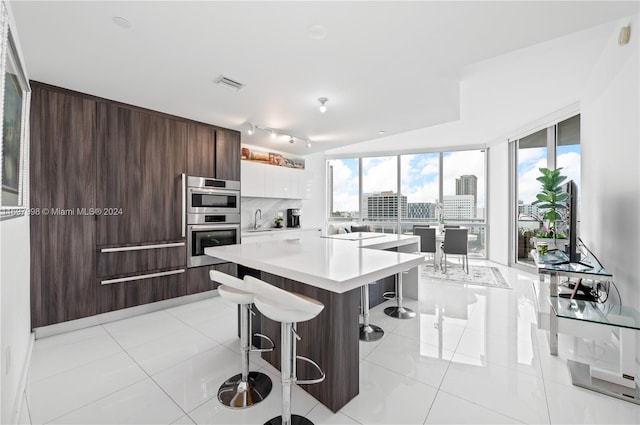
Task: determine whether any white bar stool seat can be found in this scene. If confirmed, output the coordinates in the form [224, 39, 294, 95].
[245, 275, 325, 425]
[218, 285, 255, 305]
[211, 270, 274, 409]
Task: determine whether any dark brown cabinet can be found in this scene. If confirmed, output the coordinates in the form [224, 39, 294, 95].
[215, 128, 241, 181]
[187, 123, 216, 177]
[187, 124, 240, 181]
[29, 82, 239, 329]
[186, 262, 237, 295]
[30, 84, 98, 328]
[96, 103, 187, 246]
[94, 103, 188, 308]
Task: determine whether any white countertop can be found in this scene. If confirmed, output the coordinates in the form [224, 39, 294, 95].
[324, 232, 421, 251]
[205, 235, 425, 293]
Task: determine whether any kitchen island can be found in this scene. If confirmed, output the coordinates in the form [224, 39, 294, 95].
[205, 234, 424, 412]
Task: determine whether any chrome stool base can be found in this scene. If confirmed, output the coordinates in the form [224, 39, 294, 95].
[217, 372, 272, 408]
[359, 323, 384, 341]
[265, 414, 315, 425]
[384, 306, 416, 319]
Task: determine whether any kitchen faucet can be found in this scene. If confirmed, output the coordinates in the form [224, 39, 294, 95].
[254, 209, 262, 230]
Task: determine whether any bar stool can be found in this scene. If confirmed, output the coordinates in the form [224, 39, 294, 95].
[360, 283, 384, 341]
[210, 270, 274, 408]
[383, 271, 416, 319]
[244, 275, 326, 425]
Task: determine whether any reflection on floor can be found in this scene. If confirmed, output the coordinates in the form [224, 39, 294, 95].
[19, 261, 640, 424]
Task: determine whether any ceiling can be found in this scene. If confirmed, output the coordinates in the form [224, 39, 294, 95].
[10, 1, 639, 155]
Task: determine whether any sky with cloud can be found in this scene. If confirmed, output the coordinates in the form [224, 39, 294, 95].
[517, 145, 581, 205]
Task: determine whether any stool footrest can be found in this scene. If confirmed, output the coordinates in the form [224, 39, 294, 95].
[294, 355, 326, 385]
[382, 291, 396, 300]
[251, 333, 275, 353]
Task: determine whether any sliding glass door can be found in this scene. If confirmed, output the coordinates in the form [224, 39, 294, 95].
[512, 114, 581, 267]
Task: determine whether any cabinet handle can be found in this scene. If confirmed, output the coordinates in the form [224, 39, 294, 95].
[181, 173, 186, 238]
[100, 242, 185, 253]
[101, 268, 185, 285]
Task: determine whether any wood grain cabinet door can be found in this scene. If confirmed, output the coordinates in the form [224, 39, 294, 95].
[215, 128, 240, 181]
[29, 84, 98, 328]
[96, 103, 187, 246]
[187, 123, 216, 177]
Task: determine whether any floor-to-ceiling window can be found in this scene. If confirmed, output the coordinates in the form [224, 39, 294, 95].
[362, 156, 398, 233]
[328, 158, 359, 221]
[442, 149, 487, 257]
[327, 148, 487, 258]
[512, 114, 581, 266]
[399, 152, 440, 233]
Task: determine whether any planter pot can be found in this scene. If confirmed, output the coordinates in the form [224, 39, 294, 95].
[532, 237, 568, 253]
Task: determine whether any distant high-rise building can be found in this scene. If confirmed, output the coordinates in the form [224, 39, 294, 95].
[456, 175, 477, 217]
[518, 203, 539, 217]
[366, 191, 407, 221]
[443, 195, 474, 220]
[407, 202, 436, 220]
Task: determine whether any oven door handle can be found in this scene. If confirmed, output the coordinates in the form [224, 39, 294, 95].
[188, 224, 240, 232]
[181, 173, 186, 238]
[187, 186, 240, 196]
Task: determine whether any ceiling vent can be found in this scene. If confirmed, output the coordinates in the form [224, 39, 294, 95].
[215, 75, 245, 91]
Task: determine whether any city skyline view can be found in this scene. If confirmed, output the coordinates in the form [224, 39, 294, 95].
[329, 150, 486, 219]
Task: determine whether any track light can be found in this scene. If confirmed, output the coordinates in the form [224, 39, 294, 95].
[244, 122, 314, 147]
[318, 97, 328, 113]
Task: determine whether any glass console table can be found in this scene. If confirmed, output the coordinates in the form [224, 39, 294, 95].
[534, 250, 639, 404]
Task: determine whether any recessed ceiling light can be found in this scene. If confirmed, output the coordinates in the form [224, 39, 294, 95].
[379, 131, 385, 135]
[308, 24, 328, 40]
[112, 17, 131, 29]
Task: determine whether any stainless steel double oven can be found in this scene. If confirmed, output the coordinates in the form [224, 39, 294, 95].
[185, 176, 240, 267]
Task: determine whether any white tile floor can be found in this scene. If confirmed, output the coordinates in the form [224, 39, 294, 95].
[18, 261, 640, 424]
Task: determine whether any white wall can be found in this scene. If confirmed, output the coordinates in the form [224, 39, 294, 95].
[581, 15, 639, 308]
[0, 216, 31, 425]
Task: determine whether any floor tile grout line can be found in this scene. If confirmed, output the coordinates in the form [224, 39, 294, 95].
[39, 373, 149, 424]
[168, 306, 236, 346]
[101, 325, 191, 424]
[432, 388, 529, 424]
[27, 334, 126, 386]
[101, 311, 211, 352]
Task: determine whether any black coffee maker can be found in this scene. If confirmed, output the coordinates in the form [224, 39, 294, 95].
[286, 208, 301, 228]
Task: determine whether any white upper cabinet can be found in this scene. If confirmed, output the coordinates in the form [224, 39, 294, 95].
[241, 161, 311, 199]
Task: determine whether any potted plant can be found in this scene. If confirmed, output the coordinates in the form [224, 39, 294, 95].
[532, 167, 568, 250]
[274, 216, 283, 228]
[517, 227, 536, 258]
